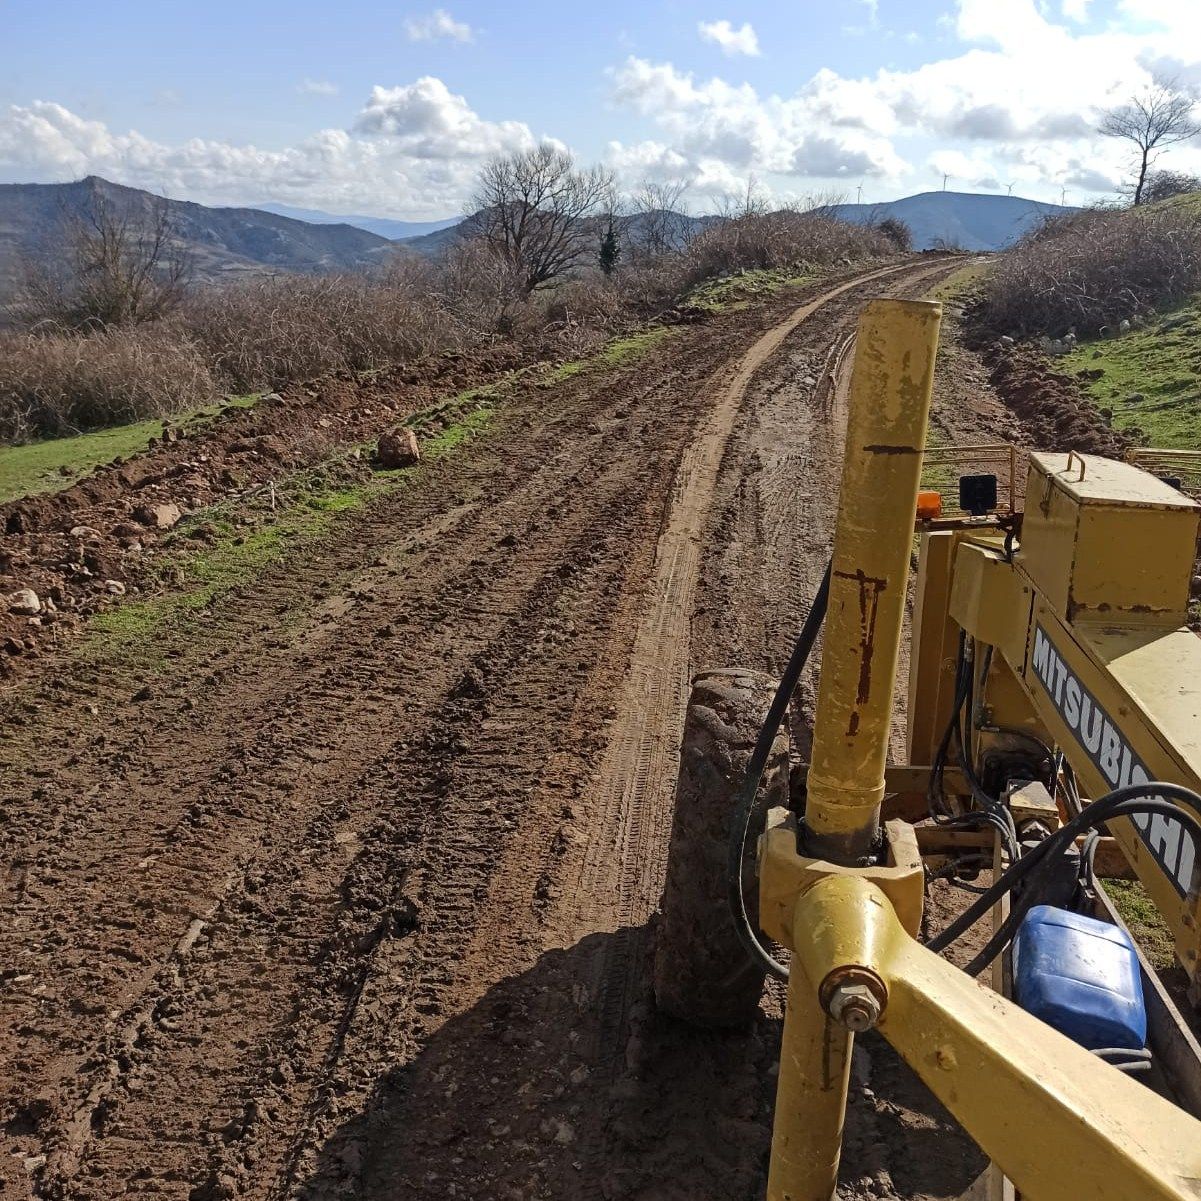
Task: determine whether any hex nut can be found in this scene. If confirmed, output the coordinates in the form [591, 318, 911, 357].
[827, 982, 882, 1032]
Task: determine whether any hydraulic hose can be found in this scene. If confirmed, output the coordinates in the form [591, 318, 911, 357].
[930, 783, 1201, 962]
[727, 560, 832, 983]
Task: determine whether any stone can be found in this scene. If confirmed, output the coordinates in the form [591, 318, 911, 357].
[999, 335, 1015, 348]
[1127, 393, 1145, 404]
[104, 580, 127, 596]
[7, 589, 40, 616]
[69, 525, 102, 540]
[133, 501, 182, 530]
[377, 427, 421, 469]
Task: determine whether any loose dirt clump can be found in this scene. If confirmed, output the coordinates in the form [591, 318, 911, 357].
[985, 345, 1129, 458]
[0, 343, 531, 673]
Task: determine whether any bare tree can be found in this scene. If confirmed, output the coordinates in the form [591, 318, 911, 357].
[467, 147, 614, 293]
[629, 179, 694, 258]
[15, 184, 193, 330]
[712, 173, 771, 221]
[1100, 82, 1201, 206]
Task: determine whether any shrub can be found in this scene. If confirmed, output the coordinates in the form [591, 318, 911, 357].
[0, 324, 215, 441]
[0, 206, 901, 445]
[184, 269, 468, 391]
[977, 205, 1201, 337]
[876, 217, 913, 252]
[681, 210, 892, 285]
[1141, 170, 1201, 205]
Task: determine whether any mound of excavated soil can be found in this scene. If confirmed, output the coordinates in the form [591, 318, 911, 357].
[984, 346, 1129, 458]
[0, 344, 533, 674]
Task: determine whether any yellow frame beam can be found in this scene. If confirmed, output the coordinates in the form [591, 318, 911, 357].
[774, 874, 1201, 1201]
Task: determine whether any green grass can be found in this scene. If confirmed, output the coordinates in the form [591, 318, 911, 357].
[1146, 191, 1201, 220]
[927, 259, 992, 303]
[541, 326, 677, 385]
[686, 267, 815, 314]
[1105, 879, 1175, 971]
[0, 394, 260, 505]
[84, 390, 495, 662]
[1062, 298, 1201, 449]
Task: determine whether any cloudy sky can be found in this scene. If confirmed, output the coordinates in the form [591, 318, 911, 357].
[2, 0, 1200, 219]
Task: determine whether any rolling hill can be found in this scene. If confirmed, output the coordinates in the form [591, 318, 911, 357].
[390, 191, 1072, 258]
[0, 176, 395, 302]
[254, 201, 462, 242]
[828, 191, 1071, 251]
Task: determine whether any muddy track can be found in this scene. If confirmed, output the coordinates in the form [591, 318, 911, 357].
[0, 259, 988, 1201]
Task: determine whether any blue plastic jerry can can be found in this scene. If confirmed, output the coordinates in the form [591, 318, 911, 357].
[1012, 905, 1147, 1051]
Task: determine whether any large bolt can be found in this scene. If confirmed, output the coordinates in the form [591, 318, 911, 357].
[827, 982, 882, 1032]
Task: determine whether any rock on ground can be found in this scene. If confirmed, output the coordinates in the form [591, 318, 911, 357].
[378, 428, 421, 469]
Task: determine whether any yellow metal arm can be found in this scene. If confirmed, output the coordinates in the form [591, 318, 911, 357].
[787, 874, 1201, 1201]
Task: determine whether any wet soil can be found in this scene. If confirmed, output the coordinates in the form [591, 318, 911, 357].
[2, 260, 1011, 1201]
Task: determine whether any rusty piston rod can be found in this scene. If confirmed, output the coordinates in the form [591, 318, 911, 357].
[802, 298, 942, 864]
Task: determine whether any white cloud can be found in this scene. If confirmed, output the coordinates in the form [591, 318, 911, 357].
[697, 20, 760, 58]
[353, 78, 533, 158]
[0, 80, 537, 219]
[404, 9, 473, 43]
[606, 0, 1201, 204]
[298, 79, 339, 96]
[610, 56, 908, 185]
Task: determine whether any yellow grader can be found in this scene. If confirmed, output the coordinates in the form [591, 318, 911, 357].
[652, 299, 1201, 1199]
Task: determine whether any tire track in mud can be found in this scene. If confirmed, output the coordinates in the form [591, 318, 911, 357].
[562, 261, 943, 1074]
[0, 259, 969, 1201]
[0, 284, 847, 1200]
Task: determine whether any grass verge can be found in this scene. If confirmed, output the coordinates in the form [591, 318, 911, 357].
[1062, 299, 1201, 449]
[1104, 879, 1175, 971]
[0, 394, 260, 505]
[84, 387, 495, 663]
[686, 267, 815, 314]
[75, 308, 720, 665]
[542, 326, 677, 386]
[927, 259, 991, 303]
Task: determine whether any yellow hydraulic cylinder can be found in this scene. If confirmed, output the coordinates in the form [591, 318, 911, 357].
[804, 298, 941, 862]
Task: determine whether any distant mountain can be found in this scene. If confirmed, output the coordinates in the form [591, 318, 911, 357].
[0, 176, 395, 302]
[395, 222, 469, 255]
[828, 191, 1071, 251]
[255, 201, 462, 242]
[393, 209, 721, 258]
[393, 192, 1068, 260]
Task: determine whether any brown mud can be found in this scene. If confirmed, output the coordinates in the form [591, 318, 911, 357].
[1, 260, 1032, 1200]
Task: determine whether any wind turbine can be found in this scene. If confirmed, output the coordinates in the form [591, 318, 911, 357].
[942, 173, 949, 191]
[1060, 185, 1069, 206]
[856, 182, 863, 205]
[1006, 181, 1015, 196]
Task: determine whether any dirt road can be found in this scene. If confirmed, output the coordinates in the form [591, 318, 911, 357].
[0, 260, 1006, 1200]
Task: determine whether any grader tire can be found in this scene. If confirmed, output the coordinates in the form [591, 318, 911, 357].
[652, 668, 789, 1028]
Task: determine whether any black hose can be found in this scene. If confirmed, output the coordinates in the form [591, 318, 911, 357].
[959, 796, 1201, 976]
[727, 560, 832, 982]
[931, 784, 1201, 963]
